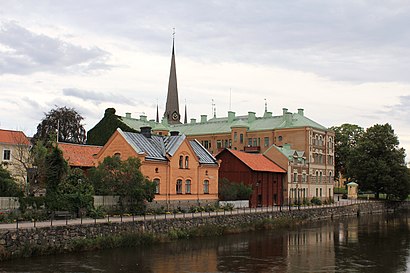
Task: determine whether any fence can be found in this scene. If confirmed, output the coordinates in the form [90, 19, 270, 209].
[93, 196, 120, 208]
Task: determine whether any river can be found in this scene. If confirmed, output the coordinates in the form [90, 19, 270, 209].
[0, 211, 409, 273]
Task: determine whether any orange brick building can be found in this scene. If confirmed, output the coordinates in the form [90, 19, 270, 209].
[94, 127, 219, 209]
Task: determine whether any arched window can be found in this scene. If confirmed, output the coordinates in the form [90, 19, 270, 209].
[155, 168, 159, 173]
[203, 180, 209, 194]
[114, 152, 121, 159]
[315, 171, 319, 183]
[153, 178, 160, 194]
[319, 172, 322, 183]
[240, 133, 244, 144]
[185, 179, 191, 194]
[176, 179, 182, 194]
[185, 156, 189, 169]
[179, 156, 183, 169]
[293, 171, 298, 182]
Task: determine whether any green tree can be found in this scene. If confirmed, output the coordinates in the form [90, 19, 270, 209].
[349, 123, 410, 200]
[218, 178, 253, 201]
[0, 165, 23, 197]
[33, 106, 86, 144]
[330, 124, 364, 182]
[28, 140, 49, 195]
[86, 108, 137, 146]
[44, 145, 68, 210]
[89, 156, 156, 212]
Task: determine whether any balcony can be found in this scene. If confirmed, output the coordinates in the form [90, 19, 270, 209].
[244, 146, 261, 153]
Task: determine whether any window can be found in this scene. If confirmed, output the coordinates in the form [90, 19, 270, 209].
[319, 172, 322, 183]
[3, 150, 11, 161]
[278, 136, 283, 142]
[217, 140, 222, 149]
[315, 171, 319, 183]
[185, 180, 191, 194]
[179, 156, 183, 168]
[234, 132, 237, 142]
[293, 172, 298, 182]
[253, 138, 257, 147]
[240, 134, 244, 144]
[248, 138, 252, 146]
[155, 168, 159, 173]
[153, 178, 160, 194]
[176, 179, 182, 194]
[114, 152, 121, 159]
[302, 173, 307, 183]
[185, 156, 189, 169]
[203, 180, 209, 194]
[316, 188, 318, 197]
[320, 188, 322, 197]
[264, 137, 269, 147]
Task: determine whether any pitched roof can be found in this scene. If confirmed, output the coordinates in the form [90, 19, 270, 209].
[0, 129, 30, 145]
[118, 129, 218, 165]
[118, 110, 329, 137]
[266, 144, 305, 161]
[223, 149, 286, 173]
[58, 143, 102, 167]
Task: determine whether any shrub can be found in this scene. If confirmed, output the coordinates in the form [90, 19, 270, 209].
[311, 197, 322, 205]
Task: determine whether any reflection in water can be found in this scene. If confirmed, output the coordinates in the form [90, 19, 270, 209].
[0, 212, 409, 273]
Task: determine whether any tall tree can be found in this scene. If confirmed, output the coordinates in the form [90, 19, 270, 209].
[330, 124, 364, 182]
[33, 106, 86, 144]
[349, 123, 410, 200]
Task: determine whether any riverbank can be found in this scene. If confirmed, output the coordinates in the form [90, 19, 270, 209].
[0, 201, 405, 261]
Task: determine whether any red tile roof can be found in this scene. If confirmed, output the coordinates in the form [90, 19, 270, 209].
[227, 149, 286, 173]
[58, 143, 102, 168]
[0, 129, 30, 145]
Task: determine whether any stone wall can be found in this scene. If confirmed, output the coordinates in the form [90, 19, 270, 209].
[0, 202, 397, 261]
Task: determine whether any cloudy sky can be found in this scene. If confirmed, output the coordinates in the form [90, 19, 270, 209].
[1, 1, 410, 157]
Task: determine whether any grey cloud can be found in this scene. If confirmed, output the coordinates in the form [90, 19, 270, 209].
[382, 96, 410, 123]
[3, 1, 410, 82]
[0, 21, 111, 75]
[62, 88, 136, 106]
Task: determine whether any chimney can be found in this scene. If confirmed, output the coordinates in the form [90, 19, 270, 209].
[140, 115, 147, 122]
[140, 126, 152, 138]
[190, 118, 196, 124]
[170, 131, 179, 136]
[125, 112, 131, 118]
[228, 111, 235, 123]
[282, 108, 288, 115]
[248, 111, 256, 123]
[201, 115, 207, 123]
[284, 112, 292, 123]
[264, 111, 272, 118]
[298, 108, 304, 116]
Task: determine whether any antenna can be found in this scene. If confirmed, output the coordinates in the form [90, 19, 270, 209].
[264, 98, 267, 112]
[211, 99, 215, 117]
[229, 88, 232, 111]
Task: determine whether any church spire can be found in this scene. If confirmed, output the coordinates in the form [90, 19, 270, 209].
[184, 100, 187, 124]
[156, 101, 159, 123]
[164, 28, 181, 124]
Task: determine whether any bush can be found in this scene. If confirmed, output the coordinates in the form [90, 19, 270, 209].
[311, 197, 322, 205]
[219, 178, 252, 201]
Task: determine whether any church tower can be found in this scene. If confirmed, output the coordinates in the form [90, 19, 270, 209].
[164, 32, 181, 124]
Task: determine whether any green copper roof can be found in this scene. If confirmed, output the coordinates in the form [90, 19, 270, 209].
[119, 110, 328, 136]
[265, 144, 305, 161]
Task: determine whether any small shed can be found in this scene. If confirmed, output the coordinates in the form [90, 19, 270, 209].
[347, 182, 359, 199]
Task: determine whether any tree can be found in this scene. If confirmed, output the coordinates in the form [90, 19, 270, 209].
[0, 165, 23, 197]
[349, 123, 410, 200]
[33, 106, 86, 144]
[218, 178, 253, 201]
[87, 108, 137, 146]
[89, 156, 156, 212]
[330, 124, 364, 182]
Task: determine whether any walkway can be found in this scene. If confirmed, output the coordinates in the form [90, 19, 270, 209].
[0, 198, 371, 230]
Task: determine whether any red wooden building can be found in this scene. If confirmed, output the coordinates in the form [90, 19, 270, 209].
[216, 149, 286, 207]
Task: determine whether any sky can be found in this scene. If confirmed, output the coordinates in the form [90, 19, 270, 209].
[1, 1, 410, 159]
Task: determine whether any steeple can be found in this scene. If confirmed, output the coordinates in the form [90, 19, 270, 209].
[156, 102, 159, 123]
[184, 99, 188, 124]
[164, 29, 181, 124]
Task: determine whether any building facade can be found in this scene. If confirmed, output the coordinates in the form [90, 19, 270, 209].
[94, 128, 219, 209]
[0, 129, 31, 188]
[217, 149, 286, 207]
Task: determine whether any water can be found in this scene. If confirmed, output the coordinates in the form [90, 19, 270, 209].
[1, 212, 409, 273]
